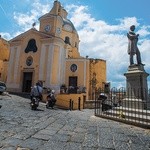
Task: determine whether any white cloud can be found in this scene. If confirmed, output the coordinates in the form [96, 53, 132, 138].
[0, 32, 11, 40]
[137, 26, 150, 37]
[117, 17, 140, 29]
[13, 0, 51, 34]
[66, 4, 91, 28]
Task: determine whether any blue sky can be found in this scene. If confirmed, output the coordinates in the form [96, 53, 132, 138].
[0, 0, 150, 89]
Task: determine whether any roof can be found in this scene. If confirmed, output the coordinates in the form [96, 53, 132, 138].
[63, 18, 76, 31]
[9, 28, 52, 43]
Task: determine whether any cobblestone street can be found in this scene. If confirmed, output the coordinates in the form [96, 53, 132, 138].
[0, 94, 150, 150]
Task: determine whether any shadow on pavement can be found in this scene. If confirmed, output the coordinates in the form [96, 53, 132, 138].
[33, 108, 44, 111]
[9, 92, 30, 99]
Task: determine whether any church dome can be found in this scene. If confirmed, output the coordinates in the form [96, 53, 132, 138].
[63, 18, 76, 32]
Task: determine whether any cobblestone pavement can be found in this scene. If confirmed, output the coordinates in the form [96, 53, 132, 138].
[0, 94, 150, 150]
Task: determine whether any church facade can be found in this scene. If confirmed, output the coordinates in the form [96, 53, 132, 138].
[6, 1, 106, 100]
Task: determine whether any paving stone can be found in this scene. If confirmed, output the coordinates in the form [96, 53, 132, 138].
[70, 133, 85, 143]
[82, 147, 98, 150]
[0, 131, 15, 138]
[61, 124, 76, 131]
[19, 137, 45, 149]
[74, 127, 87, 133]
[113, 133, 129, 142]
[50, 133, 71, 142]
[0, 146, 16, 150]
[98, 139, 115, 149]
[82, 133, 98, 148]
[57, 130, 74, 136]
[37, 141, 67, 150]
[127, 135, 144, 145]
[129, 143, 149, 150]
[1, 137, 24, 147]
[87, 126, 98, 134]
[12, 132, 33, 140]
[98, 148, 116, 150]
[32, 133, 52, 141]
[38, 129, 58, 135]
[46, 122, 64, 130]
[138, 133, 150, 142]
[114, 141, 130, 150]
[65, 142, 82, 150]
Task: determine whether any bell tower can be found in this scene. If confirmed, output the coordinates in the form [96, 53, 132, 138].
[39, 0, 64, 37]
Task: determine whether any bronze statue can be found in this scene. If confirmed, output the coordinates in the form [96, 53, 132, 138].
[127, 25, 142, 65]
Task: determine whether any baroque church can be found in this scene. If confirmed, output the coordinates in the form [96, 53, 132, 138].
[1, 0, 106, 100]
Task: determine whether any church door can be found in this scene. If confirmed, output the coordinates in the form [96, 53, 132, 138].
[69, 76, 78, 93]
[22, 72, 33, 92]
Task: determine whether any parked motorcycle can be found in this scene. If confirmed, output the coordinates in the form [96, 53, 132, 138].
[30, 97, 39, 110]
[46, 90, 56, 109]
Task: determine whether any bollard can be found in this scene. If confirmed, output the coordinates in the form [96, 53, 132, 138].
[69, 99, 72, 110]
[78, 97, 81, 110]
[71, 100, 74, 110]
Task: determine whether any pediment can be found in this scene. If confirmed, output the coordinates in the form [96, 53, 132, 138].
[9, 28, 52, 43]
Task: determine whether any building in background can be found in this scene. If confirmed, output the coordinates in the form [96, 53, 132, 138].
[6, 0, 106, 100]
[0, 36, 9, 82]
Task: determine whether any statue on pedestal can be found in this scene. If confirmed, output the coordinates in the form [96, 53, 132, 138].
[127, 25, 142, 66]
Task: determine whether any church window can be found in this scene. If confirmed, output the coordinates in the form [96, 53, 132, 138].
[64, 36, 71, 45]
[70, 64, 77, 72]
[25, 39, 37, 53]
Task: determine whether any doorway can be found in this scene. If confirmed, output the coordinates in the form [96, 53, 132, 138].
[22, 72, 33, 92]
[69, 76, 78, 93]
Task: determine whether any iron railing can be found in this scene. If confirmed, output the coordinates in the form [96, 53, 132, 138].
[95, 87, 150, 129]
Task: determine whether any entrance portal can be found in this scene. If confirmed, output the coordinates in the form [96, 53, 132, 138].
[69, 76, 78, 93]
[22, 72, 33, 92]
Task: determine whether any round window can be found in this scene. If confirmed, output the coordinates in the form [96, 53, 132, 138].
[70, 64, 77, 72]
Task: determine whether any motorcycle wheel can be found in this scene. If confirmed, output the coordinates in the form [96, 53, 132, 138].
[46, 104, 49, 109]
[31, 104, 37, 110]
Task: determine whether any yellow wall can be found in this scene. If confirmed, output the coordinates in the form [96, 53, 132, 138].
[51, 46, 60, 84]
[0, 38, 9, 60]
[0, 38, 9, 82]
[92, 59, 106, 88]
[56, 93, 84, 110]
[88, 59, 106, 100]
[42, 90, 85, 110]
[0, 60, 3, 81]
[65, 59, 86, 86]
[65, 58, 106, 100]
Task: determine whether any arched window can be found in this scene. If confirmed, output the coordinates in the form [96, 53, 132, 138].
[25, 39, 37, 53]
[64, 36, 71, 45]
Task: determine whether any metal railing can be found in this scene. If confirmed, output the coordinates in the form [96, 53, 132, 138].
[95, 87, 150, 129]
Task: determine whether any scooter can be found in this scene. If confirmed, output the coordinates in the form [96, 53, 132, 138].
[30, 97, 39, 110]
[46, 94, 56, 109]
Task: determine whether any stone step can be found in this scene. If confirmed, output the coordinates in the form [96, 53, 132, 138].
[103, 108, 150, 125]
[113, 106, 150, 115]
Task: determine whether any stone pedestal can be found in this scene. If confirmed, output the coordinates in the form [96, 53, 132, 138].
[123, 64, 149, 109]
[122, 98, 146, 109]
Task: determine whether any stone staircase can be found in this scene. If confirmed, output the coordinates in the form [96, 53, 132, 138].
[103, 106, 150, 126]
